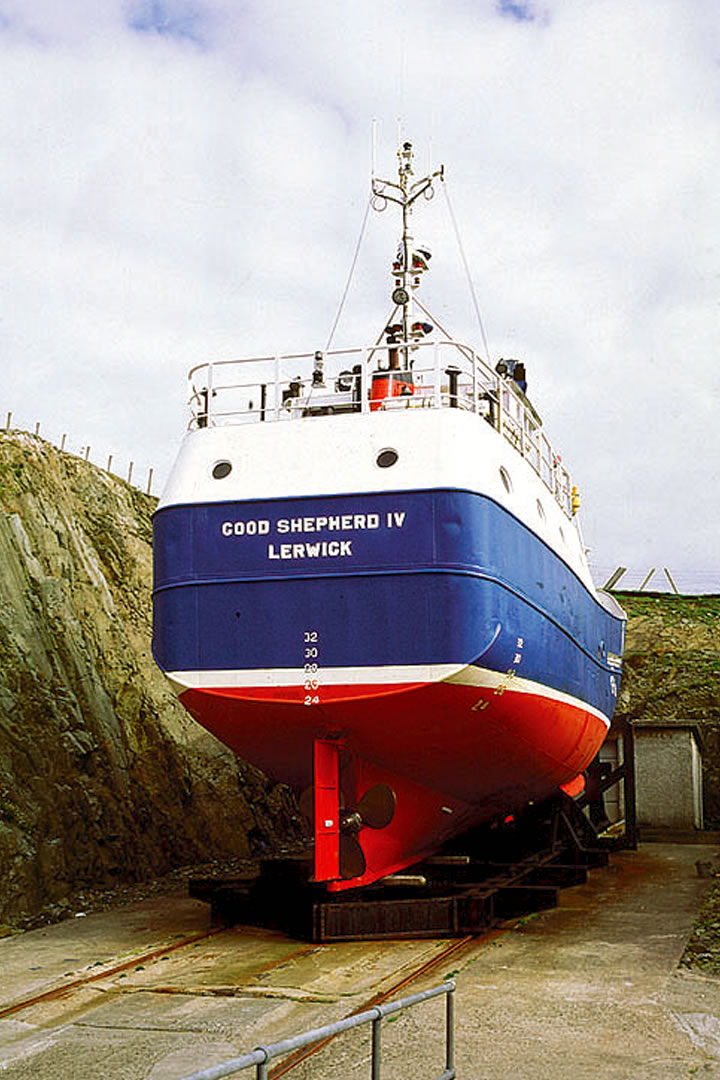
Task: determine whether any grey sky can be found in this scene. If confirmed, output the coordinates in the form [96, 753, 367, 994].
[1, 0, 718, 592]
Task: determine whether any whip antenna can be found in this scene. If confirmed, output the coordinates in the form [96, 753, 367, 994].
[443, 181, 491, 360]
[325, 196, 372, 351]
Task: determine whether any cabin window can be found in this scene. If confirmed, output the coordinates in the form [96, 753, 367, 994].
[536, 499, 546, 521]
[212, 460, 233, 479]
[376, 448, 399, 469]
[499, 466, 512, 493]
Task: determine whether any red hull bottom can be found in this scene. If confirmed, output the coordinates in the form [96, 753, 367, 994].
[177, 677, 608, 890]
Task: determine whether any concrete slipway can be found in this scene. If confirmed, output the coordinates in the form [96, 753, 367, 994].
[2, 844, 720, 1079]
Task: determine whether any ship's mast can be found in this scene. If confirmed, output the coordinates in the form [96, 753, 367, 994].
[371, 141, 444, 367]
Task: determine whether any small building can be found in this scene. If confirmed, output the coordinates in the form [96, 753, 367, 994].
[632, 719, 704, 832]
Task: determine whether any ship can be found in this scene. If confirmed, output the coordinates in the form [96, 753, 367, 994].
[152, 141, 626, 892]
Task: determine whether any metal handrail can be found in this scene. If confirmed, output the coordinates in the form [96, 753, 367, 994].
[175, 980, 456, 1080]
[186, 337, 575, 518]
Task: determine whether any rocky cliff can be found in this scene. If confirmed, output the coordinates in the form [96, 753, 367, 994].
[0, 431, 302, 926]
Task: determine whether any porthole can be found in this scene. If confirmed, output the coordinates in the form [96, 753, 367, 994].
[536, 499, 546, 521]
[376, 448, 399, 469]
[499, 466, 512, 493]
[212, 460, 232, 480]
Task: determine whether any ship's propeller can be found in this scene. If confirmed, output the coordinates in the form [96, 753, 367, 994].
[352, 783, 397, 830]
[300, 782, 397, 880]
[339, 783, 397, 880]
[339, 833, 366, 879]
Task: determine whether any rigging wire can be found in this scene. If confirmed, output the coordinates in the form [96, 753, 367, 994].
[325, 196, 373, 352]
[442, 181, 492, 361]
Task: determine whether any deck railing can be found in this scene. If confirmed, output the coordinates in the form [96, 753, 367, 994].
[175, 980, 456, 1080]
[187, 338, 573, 517]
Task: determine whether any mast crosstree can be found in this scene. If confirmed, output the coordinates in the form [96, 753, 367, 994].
[371, 141, 444, 362]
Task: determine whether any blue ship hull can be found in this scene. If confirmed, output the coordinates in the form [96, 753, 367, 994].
[153, 487, 623, 720]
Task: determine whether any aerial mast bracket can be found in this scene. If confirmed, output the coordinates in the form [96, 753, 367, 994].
[370, 141, 444, 359]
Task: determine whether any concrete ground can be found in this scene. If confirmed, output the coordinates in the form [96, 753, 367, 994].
[291, 842, 720, 1080]
[1, 843, 720, 1079]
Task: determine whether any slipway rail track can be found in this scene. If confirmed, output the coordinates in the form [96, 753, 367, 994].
[0, 793, 630, 1078]
[0, 928, 473, 1028]
[263, 935, 475, 1079]
[0, 926, 230, 1022]
[0, 921, 478, 1080]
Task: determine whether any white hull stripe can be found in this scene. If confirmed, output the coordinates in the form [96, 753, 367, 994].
[165, 662, 611, 729]
[165, 663, 461, 695]
[444, 665, 611, 728]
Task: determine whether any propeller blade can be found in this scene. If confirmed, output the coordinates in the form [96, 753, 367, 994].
[298, 786, 314, 822]
[340, 833, 367, 879]
[356, 783, 396, 830]
[300, 786, 345, 823]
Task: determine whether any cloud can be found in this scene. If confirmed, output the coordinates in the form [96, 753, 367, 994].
[0, 0, 718, 588]
[497, 0, 539, 21]
[126, 0, 216, 47]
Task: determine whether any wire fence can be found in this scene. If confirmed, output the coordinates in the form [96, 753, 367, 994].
[2, 410, 156, 497]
